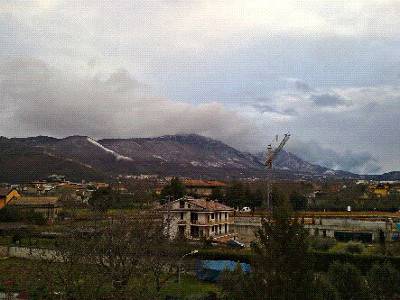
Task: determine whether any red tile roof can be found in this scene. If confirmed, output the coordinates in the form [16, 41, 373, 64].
[187, 198, 233, 211]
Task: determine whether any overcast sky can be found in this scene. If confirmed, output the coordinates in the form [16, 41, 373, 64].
[1, 0, 399, 174]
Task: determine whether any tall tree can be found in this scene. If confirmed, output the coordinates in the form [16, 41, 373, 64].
[209, 187, 224, 201]
[225, 181, 246, 208]
[88, 187, 114, 212]
[289, 191, 308, 211]
[251, 188, 313, 300]
[328, 262, 370, 300]
[160, 177, 186, 202]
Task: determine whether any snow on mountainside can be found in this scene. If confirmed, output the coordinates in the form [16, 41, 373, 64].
[99, 134, 263, 170]
[86, 137, 132, 161]
[3, 134, 361, 181]
[254, 150, 330, 174]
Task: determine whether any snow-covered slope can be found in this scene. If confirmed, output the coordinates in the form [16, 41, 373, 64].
[86, 137, 133, 161]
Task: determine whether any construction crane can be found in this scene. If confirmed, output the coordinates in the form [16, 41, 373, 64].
[265, 133, 291, 169]
[264, 133, 291, 210]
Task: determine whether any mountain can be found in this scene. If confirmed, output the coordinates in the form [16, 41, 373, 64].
[0, 137, 104, 182]
[254, 150, 329, 174]
[365, 171, 400, 181]
[1, 134, 359, 182]
[254, 150, 357, 178]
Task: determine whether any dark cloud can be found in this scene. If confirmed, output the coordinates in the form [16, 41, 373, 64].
[294, 80, 312, 92]
[310, 93, 348, 107]
[288, 140, 382, 174]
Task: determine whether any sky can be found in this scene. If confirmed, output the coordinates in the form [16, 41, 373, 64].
[0, 0, 399, 174]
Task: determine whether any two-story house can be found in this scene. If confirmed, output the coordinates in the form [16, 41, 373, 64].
[160, 197, 234, 240]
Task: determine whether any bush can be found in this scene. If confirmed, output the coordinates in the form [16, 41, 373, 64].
[309, 237, 336, 251]
[328, 261, 370, 300]
[197, 248, 400, 274]
[25, 210, 47, 225]
[313, 274, 339, 300]
[344, 241, 364, 254]
[0, 207, 20, 222]
[219, 264, 251, 300]
[367, 262, 400, 300]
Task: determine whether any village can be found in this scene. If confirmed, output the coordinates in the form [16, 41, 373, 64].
[1, 174, 400, 246]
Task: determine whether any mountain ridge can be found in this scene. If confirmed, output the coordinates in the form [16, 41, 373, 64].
[0, 134, 392, 182]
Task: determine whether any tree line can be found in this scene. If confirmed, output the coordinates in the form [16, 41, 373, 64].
[219, 189, 400, 300]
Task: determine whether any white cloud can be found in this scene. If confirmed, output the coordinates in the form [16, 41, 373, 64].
[0, 57, 262, 151]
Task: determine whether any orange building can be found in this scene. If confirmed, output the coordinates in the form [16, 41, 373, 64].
[0, 188, 21, 210]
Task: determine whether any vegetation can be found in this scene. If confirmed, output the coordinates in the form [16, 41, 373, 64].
[160, 177, 186, 202]
[223, 181, 264, 210]
[289, 191, 308, 211]
[0, 207, 47, 225]
[0, 258, 219, 299]
[88, 187, 114, 212]
[308, 236, 337, 252]
[344, 241, 365, 254]
[327, 261, 370, 300]
[367, 262, 400, 300]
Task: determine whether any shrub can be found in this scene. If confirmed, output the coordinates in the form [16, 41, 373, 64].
[328, 261, 370, 300]
[25, 210, 47, 225]
[344, 241, 364, 254]
[313, 274, 339, 300]
[309, 237, 336, 251]
[367, 262, 400, 300]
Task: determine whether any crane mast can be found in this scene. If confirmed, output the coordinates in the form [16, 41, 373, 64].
[264, 133, 291, 210]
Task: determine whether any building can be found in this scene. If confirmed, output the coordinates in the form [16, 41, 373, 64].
[370, 183, 389, 198]
[183, 179, 227, 197]
[160, 197, 234, 240]
[0, 188, 21, 210]
[8, 196, 61, 220]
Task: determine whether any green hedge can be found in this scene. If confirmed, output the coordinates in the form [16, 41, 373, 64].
[196, 249, 400, 273]
[196, 249, 252, 263]
[310, 251, 400, 273]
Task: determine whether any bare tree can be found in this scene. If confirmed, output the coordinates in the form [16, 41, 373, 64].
[40, 210, 183, 299]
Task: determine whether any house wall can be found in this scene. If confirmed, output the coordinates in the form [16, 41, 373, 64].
[0, 190, 21, 210]
[162, 202, 233, 240]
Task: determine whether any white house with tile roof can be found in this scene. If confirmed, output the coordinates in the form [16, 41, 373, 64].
[160, 197, 234, 240]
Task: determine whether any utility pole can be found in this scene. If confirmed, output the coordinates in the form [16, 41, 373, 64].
[264, 133, 291, 211]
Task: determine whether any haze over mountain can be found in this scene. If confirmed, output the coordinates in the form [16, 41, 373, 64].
[0, 133, 381, 183]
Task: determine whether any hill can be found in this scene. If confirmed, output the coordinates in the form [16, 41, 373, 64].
[0, 134, 361, 182]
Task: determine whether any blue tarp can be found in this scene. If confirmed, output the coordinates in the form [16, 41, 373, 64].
[196, 260, 251, 282]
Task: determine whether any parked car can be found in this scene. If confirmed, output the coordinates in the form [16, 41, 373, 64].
[227, 239, 245, 249]
[241, 206, 251, 212]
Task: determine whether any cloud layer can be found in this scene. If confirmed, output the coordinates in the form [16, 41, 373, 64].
[0, 57, 260, 151]
[1, 1, 400, 174]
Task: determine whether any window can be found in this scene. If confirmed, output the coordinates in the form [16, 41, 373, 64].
[225, 212, 227, 219]
[179, 200, 184, 208]
[225, 224, 227, 233]
[180, 212, 184, 220]
[211, 213, 214, 219]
